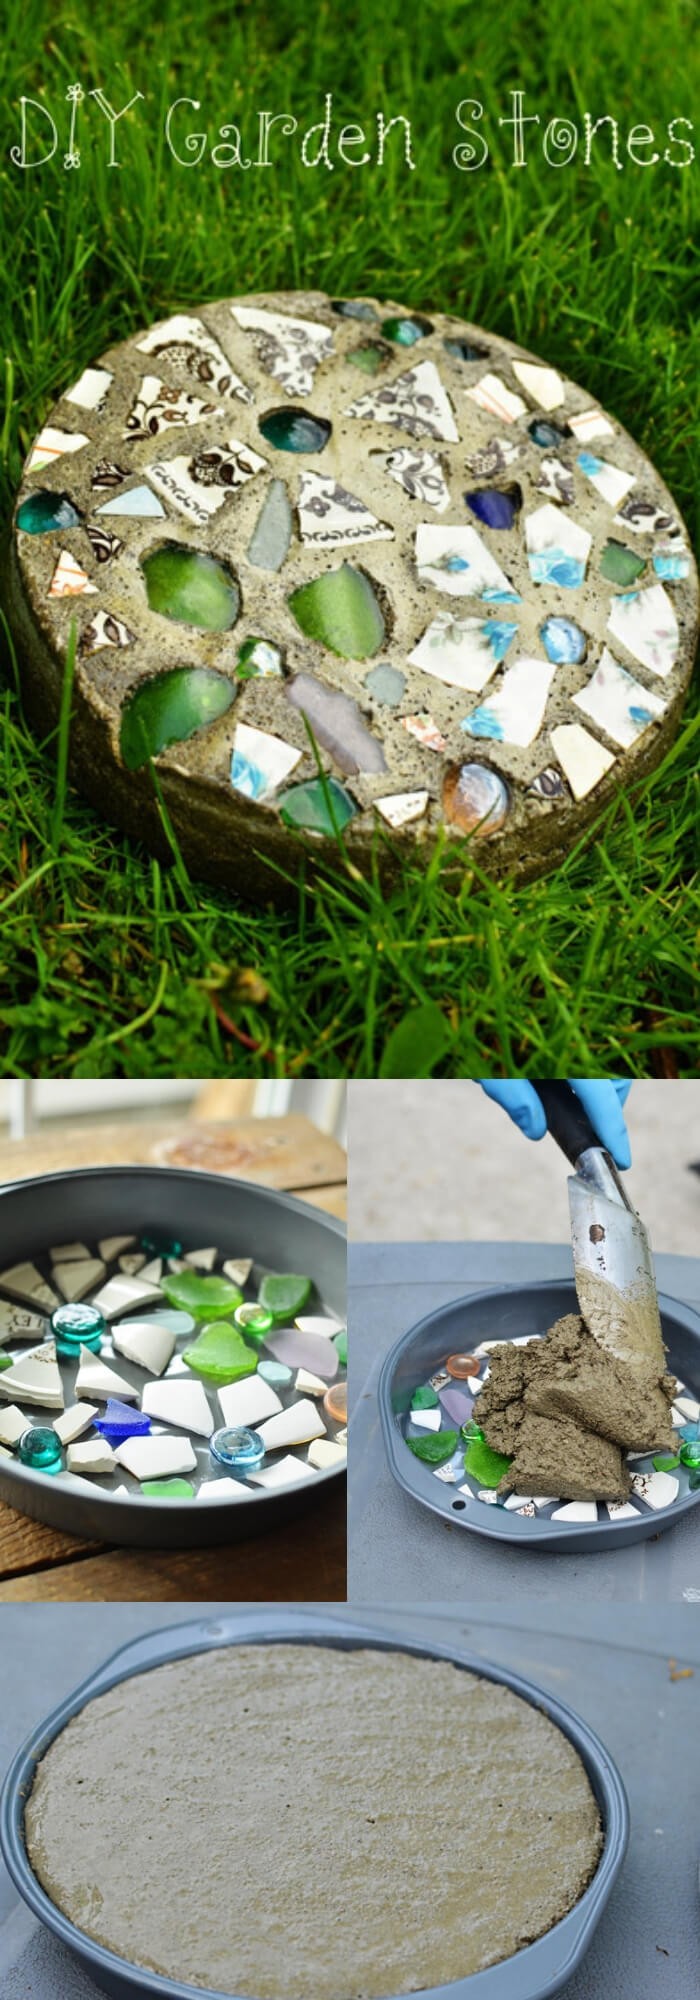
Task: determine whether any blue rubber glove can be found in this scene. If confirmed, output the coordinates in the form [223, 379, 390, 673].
[479, 1080, 633, 1169]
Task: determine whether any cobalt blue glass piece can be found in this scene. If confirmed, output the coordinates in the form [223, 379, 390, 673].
[94, 1399, 152, 1446]
[50, 1301, 105, 1356]
[528, 418, 570, 448]
[465, 485, 522, 530]
[540, 615, 588, 665]
[209, 1424, 266, 1473]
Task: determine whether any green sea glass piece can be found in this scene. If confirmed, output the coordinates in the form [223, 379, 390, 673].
[364, 664, 406, 707]
[653, 1453, 681, 1471]
[236, 637, 284, 681]
[142, 545, 239, 630]
[0, 1354, 13, 1371]
[258, 1273, 313, 1323]
[182, 1320, 256, 1384]
[259, 409, 332, 454]
[680, 1440, 700, 1468]
[278, 777, 358, 835]
[161, 1270, 245, 1319]
[463, 1438, 512, 1487]
[141, 1478, 195, 1498]
[120, 668, 235, 770]
[406, 1428, 458, 1465]
[16, 490, 82, 533]
[334, 1329, 347, 1367]
[288, 563, 385, 660]
[347, 344, 389, 374]
[381, 316, 432, 345]
[599, 540, 646, 586]
[411, 1385, 439, 1410]
[247, 478, 292, 569]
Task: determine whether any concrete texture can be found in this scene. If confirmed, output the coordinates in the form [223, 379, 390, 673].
[347, 1080, 700, 1254]
[1, 1602, 699, 2000]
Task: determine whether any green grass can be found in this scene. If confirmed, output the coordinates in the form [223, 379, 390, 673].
[1, 0, 699, 1077]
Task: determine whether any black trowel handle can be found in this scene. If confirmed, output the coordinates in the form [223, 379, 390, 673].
[531, 1082, 601, 1167]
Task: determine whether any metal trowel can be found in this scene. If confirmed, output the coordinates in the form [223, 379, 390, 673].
[532, 1081, 667, 1379]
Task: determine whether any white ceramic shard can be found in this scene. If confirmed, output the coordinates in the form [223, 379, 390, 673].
[91, 1273, 163, 1319]
[81, 609, 135, 657]
[671, 1407, 686, 1429]
[0, 1406, 30, 1447]
[48, 551, 98, 599]
[298, 470, 393, 549]
[141, 1379, 214, 1437]
[146, 439, 266, 526]
[248, 1454, 316, 1488]
[0, 1343, 63, 1409]
[96, 484, 165, 519]
[27, 426, 89, 472]
[138, 1259, 163, 1283]
[124, 373, 223, 442]
[295, 1316, 343, 1339]
[65, 366, 113, 411]
[375, 791, 430, 829]
[115, 1434, 197, 1480]
[377, 445, 451, 512]
[231, 303, 334, 396]
[137, 313, 251, 403]
[49, 1242, 91, 1262]
[631, 1470, 679, 1510]
[409, 1409, 442, 1432]
[415, 524, 516, 601]
[74, 1348, 139, 1402]
[465, 373, 526, 423]
[568, 408, 615, 443]
[66, 1438, 116, 1476]
[462, 656, 555, 749]
[607, 582, 679, 678]
[536, 457, 575, 506]
[52, 1257, 106, 1303]
[98, 1236, 137, 1261]
[408, 610, 518, 694]
[432, 1461, 458, 1483]
[231, 723, 302, 801]
[0, 1303, 45, 1345]
[217, 1376, 283, 1429]
[400, 715, 446, 752]
[551, 1501, 599, 1522]
[118, 1254, 147, 1275]
[184, 1247, 218, 1271]
[675, 1396, 700, 1421]
[307, 1438, 347, 1469]
[255, 1399, 326, 1452]
[503, 1493, 535, 1511]
[0, 1262, 59, 1312]
[525, 503, 591, 586]
[532, 1497, 558, 1510]
[346, 360, 459, 443]
[576, 452, 635, 507]
[112, 1320, 176, 1377]
[606, 1500, 641, 1520]
[294, 1370, 328, 1397]
[53, 1403, 99, 1445]
[467, 1377, 482, 1396]
[223, 1259, 253, 1287]
[550, 723, 615, 800]
[511, 360, 565, 411]
[197, 1475, 251, 1499]
[573, 650, 665, 749]
[472, 1487, 497, 1503]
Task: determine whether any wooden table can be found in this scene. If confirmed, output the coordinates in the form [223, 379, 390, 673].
[0, 1114, 346, 1603]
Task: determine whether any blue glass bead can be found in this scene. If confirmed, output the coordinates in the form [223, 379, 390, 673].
[18, 1426, 63, 1473]
[209, 1425, 266, 1473]
[50, 1301, 105, 1356]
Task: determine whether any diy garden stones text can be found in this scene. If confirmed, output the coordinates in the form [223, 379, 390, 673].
[11, 88, 696, 174]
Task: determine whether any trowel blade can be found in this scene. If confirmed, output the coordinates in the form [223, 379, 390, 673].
[568, 1147, 666, 1376]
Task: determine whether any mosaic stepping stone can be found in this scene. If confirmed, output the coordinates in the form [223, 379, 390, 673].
[10, 290, 696, 894]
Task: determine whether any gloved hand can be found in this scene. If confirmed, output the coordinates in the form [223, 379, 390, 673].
[479, 1080, 633, 1169]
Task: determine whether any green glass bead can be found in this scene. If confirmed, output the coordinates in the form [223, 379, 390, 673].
[142, 545, 240, 630]
[259, 408, 331, 454]
[461, 1420, 485, 1443]
[140, 1478, 195, 1498]
[288, 563, 385, 660]
[278, 777, 358, 836]
[258, 1273, 313, 1323]
[406, 1428, 458, 1465]
[161, 1270, 244, 1319]
[680, 1440, 700, 1469]
[653, 1453, 681, 1472]
[50, 1301, 105, 1356]
[411, 1385, 439, 1410]
[236, 637, 284, 681]
[120, 667, 236, 771]
[334, 1329, 347, 1367]
[463, 1438, 512, 1488]
[233, 1302, 274, 1340]
[18, 1426, 63, 1473]
[17, 489, 82, 533]
[182, 1321, 256, 1384]
[599, 540, 646, 585]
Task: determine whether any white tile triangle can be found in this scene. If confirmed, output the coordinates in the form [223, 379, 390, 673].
[217, 1376, 283, 1429]
[0, 1343, 64, 1409]
[91, 1274, 163, 1319]
[184, 1247, 218, 1271]
[141, 1378, 214, 1437]
[0, 1262, 59, 1312]
[98, 1236, 137, 1261]
[255, 1399, 326, 1451]
[52, 1258, 106, 1303]
[74, 1347, 139, 1402]
[223, 1259, 253, 1286]
[248, 1454, 316, 1489]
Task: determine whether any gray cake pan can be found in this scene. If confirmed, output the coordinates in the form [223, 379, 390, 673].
[379, 1279, 700, 1552]
[0, 1606, 629, 2000]
[0, 1165, 345, 1547]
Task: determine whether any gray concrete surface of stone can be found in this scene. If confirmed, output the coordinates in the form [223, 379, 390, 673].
[348, 1241, 700, 1603]
[347, 1080, 700, 1252]
[1, 1602, 699, 2000]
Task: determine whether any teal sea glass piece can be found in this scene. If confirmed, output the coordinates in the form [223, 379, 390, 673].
[120, 668, 235, 771]
[142, 545, 239, 630]
[258, 1273, 312, 1323]
[16, 490, 82, 533]
[334, 1329, 347, 1367]
[364, 664, 406, 707]
[236, 637, 284, 681]
[381, 315, 432, 345]
[247, 478, 293, 569]
[18, 1426, 63, 1473]
[141, 1477, 195, 1497]
[258, 1360, 293, 1386]
[161, 1270, 245, 1319]
[463, 1437, 512, 1487]
[259, 408, 331, 454]
[406, 1428, 458, 1465]
[599, 540, 646, 586]
[288, 563, 385, 660]
[141, 1234, 183, 1256]
[278, 777, 358, 835]
[182, 1320, 255, 1384]
[50, 1300, 105, 1356]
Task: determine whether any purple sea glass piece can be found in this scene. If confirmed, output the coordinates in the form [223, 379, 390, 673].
[263, 1327, 339, 1380]
[286, 674, 387, 775]
[439, 1386, 474, 1425]
[94, 1398, 152, 1446]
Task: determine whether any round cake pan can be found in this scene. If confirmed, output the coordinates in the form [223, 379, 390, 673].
[0, 1606, 629, 2000]
[379, 1279, 700, 1551]
[0, 1166, 345, 1547]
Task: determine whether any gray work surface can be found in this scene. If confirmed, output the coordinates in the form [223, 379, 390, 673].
[1, 1602, 699, 2000]
[348, 1241, 700, 1603]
